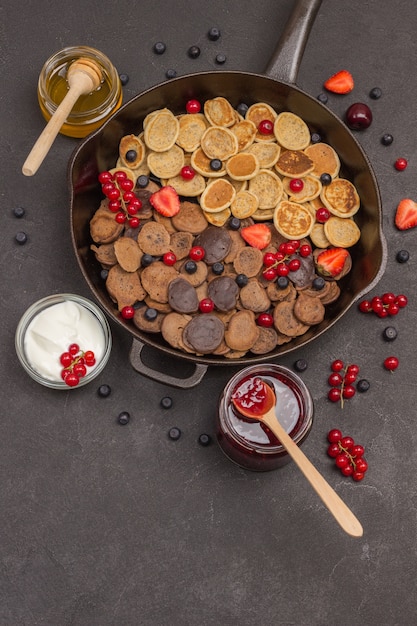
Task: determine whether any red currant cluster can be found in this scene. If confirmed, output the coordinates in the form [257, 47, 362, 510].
[327, 429, 368, 481]
[60, 344, 96, 387]
[358, 292, 408, 318]
[98, 170, 143, 227]
[262, 240, 312, 281]
[327, 359, 361, 407]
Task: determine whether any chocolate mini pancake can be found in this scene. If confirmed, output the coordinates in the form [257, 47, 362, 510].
[114, 237, 142, 272]
[324, 216, 361, 247]
[226, 152, 259, 180]
[133, 306, 165, 333]
[168, 277, 199, 313]
[106, 264, 147, 310]
[90, 243, 117, 267]
[224, 309, 260, 351]
[194, 226, 232, 264]
[169, 231, 193, 259]
[320, 179, 360, 218]
[200, 179, 236, 213]
[248, 169, 283, 209]
[137, 221, 171, 256]
[304, 142, 341, 179]
[118, 134, 146, 169]
[143, 108, 180, 152]
[273, 300, 310, 337]
[294, 293, 325, 325]
[288, 253, 316, 289]
[161, 312, 194, 351]
[200, 126, 239, 160]
[207, 276, 239, 311]
[204, 97, 236, 127]
[146, 144, 184, 179]
[140, 261, 179, 303]
[171, 201, 208, 234]
[231, 119, 257, 151]
[233, 246, 263, 277]
[239, 279, 271, 312]
[183, 314, 225, 353]
[275, 150, 314, 178]
[176, 113, 208, 152]
[274, 112, 310, 150]
[273, 200, 314, 239]
[190, 147, 227, 178]
[250, 326, 278, 354]
[247, 141, 281, 168]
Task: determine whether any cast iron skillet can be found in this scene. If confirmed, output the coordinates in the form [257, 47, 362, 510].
[69, 0, 387, 387]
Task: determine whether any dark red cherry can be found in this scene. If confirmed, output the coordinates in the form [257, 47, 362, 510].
[345, 102, 373, 130]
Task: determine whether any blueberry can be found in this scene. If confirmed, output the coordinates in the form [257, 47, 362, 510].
[119, 73, 129, 86]
[294, 359, 308, 372]
[141, 253, 154, 267]
[168, 427, 181, 440]
[153, 41, 166, 55]
[100, 268, 109, 280]
[229, 216, 241, 230]
[15, 231, 28, 245]
[312, 277, 326, 290]
[98, 384, 111, 398]
[310, 132, 322, 144]
[357, 379, 370, 393]
[198, 433, 212, 446]
[277, 276, 289, 289]
[235, 274, 248, 287]
[212, 262, 224, 275]
[208, 27, 221, 41]
[165, 69, 177, 79]
[188, 46, 201, 59]
[118, 411, 130, 425]
[161, 396, 173, 409]
[381, 133, 393, 146]
[184, 260, 197, 274]
[210, 158, 222, 171]
[215, 54, 227, 65]
[137, 175, 149, 188]
[13, 206, 25, 218]
[144, 307, 158, 321]
[125, 149, 137, 162]
[320, 173, 332, 186]
[317, 93, 328, 104]
[396, 249, 409, 263]
[382, 326, 397, 342]
[369, 87, 382, 99]
[236, 102, 249, 117]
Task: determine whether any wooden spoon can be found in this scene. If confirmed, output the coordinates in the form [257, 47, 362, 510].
[22, 59, 103, 176]
[232, 379, 363, 537]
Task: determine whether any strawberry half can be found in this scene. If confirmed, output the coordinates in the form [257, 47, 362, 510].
[395, 198, 417, 230]
[149, 186, 180, 217]
[323, 70, 354, 94]
[316, 247, 349, 277]
[240, 223, 271, 249]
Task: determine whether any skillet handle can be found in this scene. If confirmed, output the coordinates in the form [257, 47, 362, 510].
[129, 338, 208, 388]
[264, 0, 322, 84]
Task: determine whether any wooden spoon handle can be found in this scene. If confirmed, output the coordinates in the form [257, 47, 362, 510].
[263, 411, 363, 537]
[22, 72, 94, 176]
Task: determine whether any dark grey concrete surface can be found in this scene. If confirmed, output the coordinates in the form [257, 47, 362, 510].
[1, 1, 417, 624]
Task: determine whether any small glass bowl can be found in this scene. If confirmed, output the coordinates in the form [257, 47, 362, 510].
[216, 364, 314, 471]
[15, 293, 112, 390]
[37, 45, 123, 138]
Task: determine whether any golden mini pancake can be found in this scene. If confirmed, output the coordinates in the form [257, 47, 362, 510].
[226, 152, 259, 180]
[204, 97, 237, 127]
[324, 216, 361, 247]
[304, 142, 341, 179]
[203, 207, 231, 227]
[251, 207, 274, 221]
[245, 102, 277, 142]
[161, 312, 194, 351]
[118, 134, 146, 169]
[140, 261, 179, 303]
[230, 190, 259, 219]
[143, 108, 180, 152]
[274, 150, 314, 178]
[310, 223, 331, 248]
[274, 112, 311, 150]
[320, 178, 360, 218]
[224, 310, 260, 351]
[146, 144, 184, 179]
[247, 141, 281, 168]
[282, 175, 321, 202]
[176, 113, 208, 152]
[165, 171, 206, 197]
[248, 169, 283, 209]
[273, 200, 314, 239]
[114, 237, 142, 272]
[200, 126, 239, 160]
[108, 166, 136, 184]
[190, 146, 227, 178]
[115, 156, 150, 178]
[200, 178, 236, 212]
[230, 119, 257, 151]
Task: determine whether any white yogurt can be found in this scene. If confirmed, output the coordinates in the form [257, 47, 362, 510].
[23, 300, 106, 381]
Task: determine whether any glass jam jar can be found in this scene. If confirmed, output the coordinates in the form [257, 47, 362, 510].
[37, 46, 123, 138]
[216, 364, 314, 471]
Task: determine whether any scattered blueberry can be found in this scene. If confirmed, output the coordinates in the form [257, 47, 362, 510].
[119, 73, 129, 86]
[396, 249, 409, 263]
[168, 427, 181, 440]
[210, 158, 222, 171]
[212, 262, 224, 275]
[294, 359, 308, 373]
[382, 326, 398, 342]
[137, 175, 149, 188]
[13, 206, 25, 218]
[184, 260, 197, 274]
[165, 69, 177, 80]
[188, 46, 201, 59]
[236, 103, 249, 117]
[98, 384, 111, 398]
[141, 253, 154, 267]
[369, 87, 382, 99]
[312, 277, 326, 290]
[357, 379, 370, 393]
[118, 411, 130, 425]
[235, 274, 249, 287]
[310, 132, 322, 144]
[381, 133, 394, 146]
[144, 307, 158, 321]
[198, 433, 212, 446]
[208, 27, 221, 41]
[215, 54, 227, 65]
[320, 173, 332, 186]
[277, 276, 289, 289]
[15, 231, 28, 245]
[100, 268, 109, 280]
[229, 216, 241, 230]
[160, 396, 173, 409]
[317, 93, 328, 104]
[153, 42, 166, 55]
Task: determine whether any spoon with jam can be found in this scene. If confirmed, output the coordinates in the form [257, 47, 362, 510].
[232, 377, 363, 538]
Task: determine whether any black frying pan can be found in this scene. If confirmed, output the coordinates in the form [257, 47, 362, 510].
[69, 0, 387, 387]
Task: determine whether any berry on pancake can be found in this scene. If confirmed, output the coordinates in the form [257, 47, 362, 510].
[240, 223, 271, 249]
[149, 186, 180, 217]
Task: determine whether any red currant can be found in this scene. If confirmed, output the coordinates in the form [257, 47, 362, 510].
[387, 303, 400, 316]
[384, 356, 399, 371]
[256, 313, 274, 327]
[298, 244, 312, 257]
[199, 298, 214, 313]
[128, 217, 140, 228]
[340, 436, 354, 450]
[121, 305, 135, 319]
[180, 165, 196, 180]
[258, 119, 274, 135]
[351, 444, 365, 458]
[288, 258, 301, 272]
[189, 246, 205, 261]
[65, 373, 80, 387]
[262, 267, 277, 281]
[346, 364, 360, 375]
[394, 157, 408, 171]
[344, 371, 357, 384]
[341, 464, 354, 477]
[274, 252, 285, 262]
[342, 385, 356, 399]
[327, 429, 343, 443]
[289, 178, 304, 193]
[358, 299, 372, 313]
[328, 388, 341, 402]
[352, 471, 365, 482]
[108, 200, 120, 213]
[263, 252, 277, 267]
[382, 292, 395, 304]
[113, 170, 127, 182]
[115, 212, 127, 224]
[328, 372, 343, 387]
[395, 294, 408, 308]
[120, 178, 134, 191]
[327, 443, 341, 458]
[60, 352, 73, 367]
[331, 359, 344, 372]
[129, 197, 143, 210]
[315, 207, 331, 223]
[69, 343, 80, 355]
[355, 458, 368, 473]
[84, 351, 96, 366]
[102, 183, 116, 196]
[98, 171, 112, 184]
[186, 99, 201, 114]
[126, 202, 139, 216]
[163, 251, 177, 266]
[73, 363, 87, 378]
[107, 187, 121, 201]
[276, 263, 289, 277]
[335, 453, 350, 469]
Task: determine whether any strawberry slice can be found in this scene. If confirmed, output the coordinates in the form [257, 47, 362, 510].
[316, 247, 349, 277]
[149, 186, 180, 217]
[323, 70, 354, 94]
[240, 223, 271, 249]
[395, 198, 417, 230]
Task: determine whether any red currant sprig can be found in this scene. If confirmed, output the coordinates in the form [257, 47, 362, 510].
[262, 240, 311, 281]
[98, 170, 143, 227]
[358, 292, 408, 318]
[327, 359, 362, 408]
[327, 429, 368, 481]
[60, 343, 96, 387]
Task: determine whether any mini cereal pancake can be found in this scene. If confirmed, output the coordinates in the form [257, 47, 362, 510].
[230, 119, 257, 151]
[239, 279, 271, 312]
[183, 314, 225, 354]
[114, 237, 142, 272]
[171, 201, 208, 234]
[282, 175, 321, 202]
[147, 144, 185, 179]
[246, 102, 278, 141]
[108, 166, 136, 184]
[250, 326, 278, 354]
[106, 264, 147, 310]
[251, 207, 274, 221]
[137, 221, 171, 256]
[200, 126, 239, 160]
[179, 258, 208, 287]
[115, 157, 150, 178]
[320, 178, 360, 218]
[176, 113, 208, 152]
[310, 223, 331, 248]
[144, 297, 172, 313]
[273, 200, 314, 239]
[203, 207, 231, 227]
[133, 306, 165, 333]
[266, 280, 297, 303]
[273, 300, 310, 337]
[200, 178, 236, 213]
[166, 171, 206, 197]
[225, 176, 247, 194]
[274, 112, 310, 150]
[169, 231, 193, 259]
[140, 261, 179, 303]
[161, 312, 194, 351]
[248, 169, 283, 209]
[304, 142, 341, 179]
[90, 242, 118, 268]
[144, 108, 180, 152]
[302, 280, 334, 301]
[324, 216, 361, 247]
[119, 134, 146, 169]
[226, 152, 260, 180]
[294, 293, 325, 325]
[274, 150, 314, 178]
[233, 246, 264, 277]
[90, 206, 124, 244]
[247, 141, 281, 168]
[190, 146, 227, 178]
[194, 225, 232, 264]
[168, 277, 199, 313]
[320, 280, 341, 305]
[230, 190, 259, 219]
[224, 310, 260, 351]
[207, 276, 239, 311]
[204, 97, 236, 127]
[224, 229, 247, 263]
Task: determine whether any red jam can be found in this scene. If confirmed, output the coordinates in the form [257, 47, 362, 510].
[216, 365, 314, 471]
[231, 377, 272, 417]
